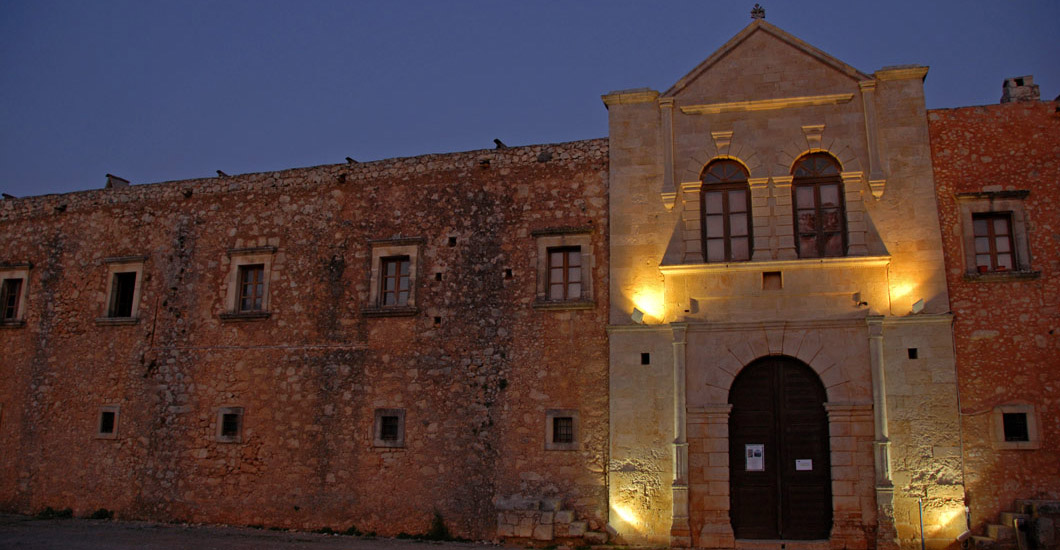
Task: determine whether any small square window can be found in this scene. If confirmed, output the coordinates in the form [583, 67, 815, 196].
[553, 417, 574, 443]
[545, 409, 579, 451]
[992, 404, 1039, 450]
[237, 264, 265, 312]
[96, 405, 120, 439]
[641, 353, 651, 365]
[216, 407, 244, 443]
[907, 348, 918, 360]
[1, 278, 23, 321]
[1002, 413, 1029, 442]
[373, 408, 406, 448]
[762, 271, 782, 290]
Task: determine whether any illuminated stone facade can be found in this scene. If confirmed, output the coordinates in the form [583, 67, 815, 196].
[930, 99, 1060, 538]
[0, 141, 611, 540]
[0, 16, 1054, 550]
[605, 21, 966, 549]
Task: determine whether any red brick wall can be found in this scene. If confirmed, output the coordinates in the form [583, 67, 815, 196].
[929, 101, 1060, 530]
[0, 139, 609, 539]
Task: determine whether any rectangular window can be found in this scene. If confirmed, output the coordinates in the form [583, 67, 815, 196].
[1, 278, 22, 321]
[108, 272, 138, 318]
[545, 409, 579, 450]
[794, 182, 845, 258]
[373, 408, 406, 448]
[380, 256, 411, 306]
[972, 212, 1015, 272]
[380, 416, 400, 441]
[96, 405, 120, 439]
[237, 264, 265, 312]
[703, 187, 751, 262]
[548, 246, 582, 301]
[216, 407, 244, 443]
[553, 416, 574, 444]
[1002, 412, 1029, 442]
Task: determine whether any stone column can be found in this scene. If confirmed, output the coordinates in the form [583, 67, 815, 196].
[867, 317, 899, 550]
[748, 177, 771, 261]
[680, 182, 703, 263]
[842, 171, 869, 256]
[858, 80, 888, 199]
[660, 98, 677, 210]
[772, 175, 797, 259]
[688, 404, 735, 548]
[670, 324, 691, 546]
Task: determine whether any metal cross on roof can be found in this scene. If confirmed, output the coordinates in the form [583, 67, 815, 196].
[751, 4, 765, 19]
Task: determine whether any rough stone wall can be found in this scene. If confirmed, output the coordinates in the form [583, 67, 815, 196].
[929, 100, 1060, 532]
[0, 139, 610, 539]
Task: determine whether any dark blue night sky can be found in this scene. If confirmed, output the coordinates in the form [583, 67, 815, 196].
[1, 1, 1056, 198]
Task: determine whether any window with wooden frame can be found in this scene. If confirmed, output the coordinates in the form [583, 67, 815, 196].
[972, 212, 1016, 272]
[547, 246, 582, 301]
[0, 264, 30, 327]
[1, 278, 23, 321]
[221, 246, 275, 321]
[792, 153, 846, 258]
[701, 160, 752, 262]
[380, 256, 411, 307]
[237, 264, 265, 312]
[97, 257, 145, 324]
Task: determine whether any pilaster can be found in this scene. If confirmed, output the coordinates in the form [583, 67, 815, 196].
[670, 324, 690, 547]
[772, 175, 797, 259]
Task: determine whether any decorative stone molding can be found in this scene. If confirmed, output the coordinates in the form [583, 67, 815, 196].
[680, 93, 854, 115]
[601, 88, 659, 107]
[801, 124, 825, 150]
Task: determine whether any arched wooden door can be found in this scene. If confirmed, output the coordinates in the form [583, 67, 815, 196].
[728, 356, 832, 540]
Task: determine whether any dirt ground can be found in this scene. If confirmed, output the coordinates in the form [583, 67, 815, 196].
[0, 514, 500, 550]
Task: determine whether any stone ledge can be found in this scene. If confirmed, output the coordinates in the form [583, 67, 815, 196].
[0, 319, 26, 329]
[94, 317, 140, 326]
[218, 311, 271, 322]
[532, 300, 595, 311]
[362, 306, 419, 318]
[963, 270, 1040, 283]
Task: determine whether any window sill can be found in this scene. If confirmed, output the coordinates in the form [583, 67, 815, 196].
[996, 440, 1041, 450]
[372, 441, 406, 449]
[362, 306, 419, 318]
[0, 319, 26, 329]
[95, 317, 140, 326]
[219, 311, 271, 322]
[545, 443, 581, 451]
[216, 437, 243, 444]
[963, 270, 1040, 283]
[533, 300, 595, 311]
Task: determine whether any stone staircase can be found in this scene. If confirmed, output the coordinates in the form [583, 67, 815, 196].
[970, 500, 1059, 550]
[495, 495, 608, 545]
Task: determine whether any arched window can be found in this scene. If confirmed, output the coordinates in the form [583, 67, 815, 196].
[701, 160, 752, 262]
[792, 153, 845, 258]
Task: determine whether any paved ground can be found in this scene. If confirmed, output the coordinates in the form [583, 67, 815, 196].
[0, 514, 498, 550]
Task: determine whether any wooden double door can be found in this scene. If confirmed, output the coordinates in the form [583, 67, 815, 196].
[728, 356, 832, 540]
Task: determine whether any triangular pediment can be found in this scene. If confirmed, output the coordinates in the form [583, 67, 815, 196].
[663, 20, 871, 101]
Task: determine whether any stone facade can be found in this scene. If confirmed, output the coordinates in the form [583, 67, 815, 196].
[0, 15, 1054, 550]
[0, 140, 610, 540]
[929, 99, 1060, 535]
[605, 21, 965, 549]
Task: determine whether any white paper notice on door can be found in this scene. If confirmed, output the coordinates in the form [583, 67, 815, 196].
[745, 444, 764, 471]
[795, 459, 813, 471]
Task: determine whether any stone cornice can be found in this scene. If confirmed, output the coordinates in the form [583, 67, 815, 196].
[679, 93, 854, 115]
[660, 255, 890, 275]
[602, 88, 660, 106]
[874, 65, 929, 81]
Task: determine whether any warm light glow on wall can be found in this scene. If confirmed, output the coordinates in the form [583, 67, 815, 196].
[889, 281, 917, 304]
[611, 503, 642, 531]
[631, 287, 665, 323]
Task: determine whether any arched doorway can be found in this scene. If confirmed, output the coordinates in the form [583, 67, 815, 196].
[728, 356, 832, 540]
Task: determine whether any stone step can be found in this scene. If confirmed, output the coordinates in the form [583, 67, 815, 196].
[999, 512, 1030, 527]
[987, 523, 1015, 541]
[971, 535, 1015, 550]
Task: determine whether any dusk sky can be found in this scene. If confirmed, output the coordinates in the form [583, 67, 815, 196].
[1, 1, 1057, 198]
